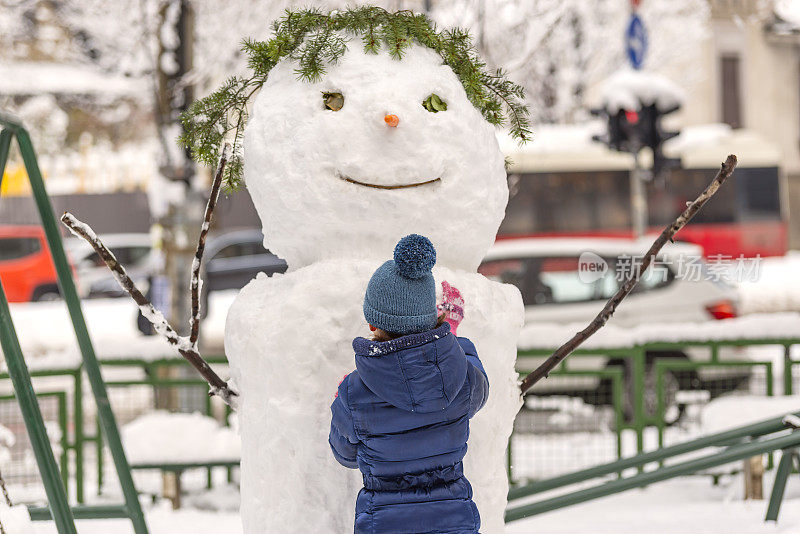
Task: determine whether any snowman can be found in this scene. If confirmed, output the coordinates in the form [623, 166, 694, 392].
[223, 11, 526, 533]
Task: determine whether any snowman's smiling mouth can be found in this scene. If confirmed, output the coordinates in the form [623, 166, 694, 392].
[336, 171, 441, 190]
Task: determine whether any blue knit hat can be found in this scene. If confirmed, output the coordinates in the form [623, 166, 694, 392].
[363, 234, 438, 336]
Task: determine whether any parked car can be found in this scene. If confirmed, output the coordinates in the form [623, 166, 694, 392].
[0, 225, 64, 302]
[64, 227, 287, 303]
[64, 233, 153, 298]
[201, 229, 288, 313]
[480, 237, 750, 421]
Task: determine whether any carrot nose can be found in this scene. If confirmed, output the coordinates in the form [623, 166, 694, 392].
[384, 114, 400, 128]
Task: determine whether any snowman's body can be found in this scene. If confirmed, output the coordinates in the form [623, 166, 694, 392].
[227, 262, 521, 532]
[225, 43, 524, 533]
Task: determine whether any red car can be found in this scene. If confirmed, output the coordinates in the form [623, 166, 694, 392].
[0, 225, 65, 302]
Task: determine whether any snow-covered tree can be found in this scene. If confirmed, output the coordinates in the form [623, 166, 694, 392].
[2, 0, 710, 129]
[428, 0, 710, 123]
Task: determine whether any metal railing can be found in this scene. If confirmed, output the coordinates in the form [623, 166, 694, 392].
[0, 358, 231, 502]
[506, 410, 800, 522]
[507, 335, 800, 523]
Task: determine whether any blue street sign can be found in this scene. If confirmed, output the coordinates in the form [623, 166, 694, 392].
[626, 13, 648, 70]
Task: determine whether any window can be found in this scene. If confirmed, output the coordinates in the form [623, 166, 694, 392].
[736, 167, 781, 220]
[214, 243, 249, 259]
[0, 237, 41, 262]
[619, 260, 674, 293]
[648, 169, 738, 225]
[110, 246, 150, 265]
[648, 167, 780, 225]
[500, 171, 632, 235]
[213, 241, 269, 260]
[479, 256, 618, 306]
[721, 54, 742, 129]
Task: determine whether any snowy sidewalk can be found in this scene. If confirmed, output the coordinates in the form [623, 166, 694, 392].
[24, 475, 800, 533]
[30, 505, 242, 534]
[506, 476, 800, 534]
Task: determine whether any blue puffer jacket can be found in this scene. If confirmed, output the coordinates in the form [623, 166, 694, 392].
[329, 322, 489, 534]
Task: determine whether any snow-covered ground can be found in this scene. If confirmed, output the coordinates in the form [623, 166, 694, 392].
[29, 504, 242, 534]
[3, 253, 799, 532]
[4, 290, 235, 368]
[19, 475, 800, 534]
[505, 476, 800, 534]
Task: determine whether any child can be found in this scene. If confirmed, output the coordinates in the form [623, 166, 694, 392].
[329, 234, 489, 534]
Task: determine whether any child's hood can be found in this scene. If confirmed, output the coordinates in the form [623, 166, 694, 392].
[352, 323, 468, 414]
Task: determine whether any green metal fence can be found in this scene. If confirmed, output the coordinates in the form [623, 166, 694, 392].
[0, 391, 67, 494]
[0, 357, 234, 506]
[98, 358, 233, 498]
[3, 343, 792, 502]
[509, 365, 624, 484]
[511, 338, 800, 485]
[0, 369, 81, 500]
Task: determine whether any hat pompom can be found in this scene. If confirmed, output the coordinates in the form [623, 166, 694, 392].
[394, 234, 436, 280]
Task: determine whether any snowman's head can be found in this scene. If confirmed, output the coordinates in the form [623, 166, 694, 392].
[243, 43, 509, 271]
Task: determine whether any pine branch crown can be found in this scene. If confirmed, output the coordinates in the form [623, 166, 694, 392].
[179, 6, 531, 188]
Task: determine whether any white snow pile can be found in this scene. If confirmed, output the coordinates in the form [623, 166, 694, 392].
[776, 0, 800, 28]
[663, 123, 733, 154]
[496, 121, 605, 155]
[0, 422, 14, 465]
[701, 395, 800, 435]
[0, 62, 145, 97]
[122, 411, 240, 465]
[518, 312, 800, 350]
[0, 502, 35, 533]
[599, 68, 685, 113]
[4, 290, 236, 371]
[738, 252, 800, 314]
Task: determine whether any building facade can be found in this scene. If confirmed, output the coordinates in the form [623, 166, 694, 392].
[680, 0, 800, 247]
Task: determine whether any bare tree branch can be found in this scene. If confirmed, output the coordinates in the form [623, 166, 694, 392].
[0, 467, 11, 507]
[60, 212, 238, 408]
[519, 155, 738, 395]
[189, 143, 230, 348]
[0, 460, 12, 534]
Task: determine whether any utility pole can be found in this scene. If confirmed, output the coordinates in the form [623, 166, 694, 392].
[627, 0, 647, 239]
[631, 151, 648, 239]
[476, 0, 486, 51]
[153, 0, 204, 409]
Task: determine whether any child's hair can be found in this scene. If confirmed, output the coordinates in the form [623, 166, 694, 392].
[372, 314, 446, 342]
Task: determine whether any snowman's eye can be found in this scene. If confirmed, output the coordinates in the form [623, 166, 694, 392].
[322, 92, 344, 111]
[422, 94, 447, 113]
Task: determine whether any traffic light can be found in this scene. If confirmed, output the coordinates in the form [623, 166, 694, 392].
[592, 100, 682, 177]
[638, 103, 681, 177]
[591, 108, 642, 153]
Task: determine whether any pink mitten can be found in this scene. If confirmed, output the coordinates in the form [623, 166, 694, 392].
[437, 281, 465, 335]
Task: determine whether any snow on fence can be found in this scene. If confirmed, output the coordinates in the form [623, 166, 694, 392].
[517, 312, 800, 351]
